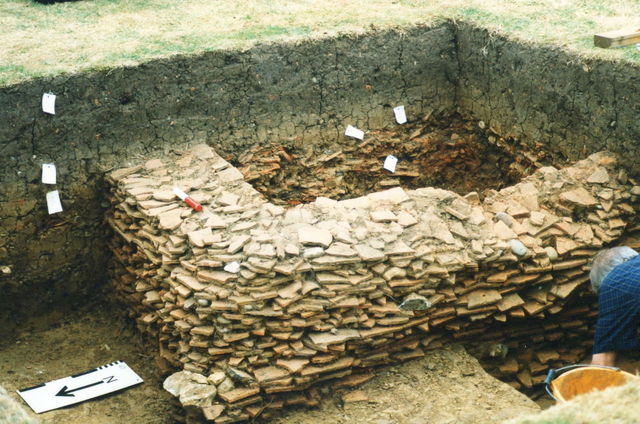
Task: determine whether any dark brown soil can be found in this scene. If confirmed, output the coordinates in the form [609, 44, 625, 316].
[233, 114, 541, 206]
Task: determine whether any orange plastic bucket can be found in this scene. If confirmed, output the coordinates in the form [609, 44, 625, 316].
[546, 365, 639, 402]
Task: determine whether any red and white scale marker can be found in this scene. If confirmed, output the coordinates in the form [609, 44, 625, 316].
[173, 187, 203, 211]
[17, 361, 143, 414]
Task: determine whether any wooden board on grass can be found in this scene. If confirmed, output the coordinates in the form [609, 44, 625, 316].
[594, 27, 640, 48]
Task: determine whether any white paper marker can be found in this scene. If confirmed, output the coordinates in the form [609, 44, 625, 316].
[42, 93, 56, 115]
[383, 155, 398, 173]
[224, 261, 241, 273]
[42, 163, 56, 185]
[345, 125, 364, 140]
[17, 361, 143, 414]
[46, 190, 63, 214]
[393, 105, 407, 124]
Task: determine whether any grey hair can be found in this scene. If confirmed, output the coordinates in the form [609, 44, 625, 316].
[590, 246, 638, 293]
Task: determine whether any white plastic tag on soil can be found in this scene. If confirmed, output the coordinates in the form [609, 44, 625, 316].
[42, 93, 56, 115]
[224, 261, 241, 273]
[42, 164, 56, 185]
[383, 155, 398, 173]
[345, 125, 364, 140]
[17, 361, 143, 414]
[393, 105, 407, 124]
[46, 190, 63, 214]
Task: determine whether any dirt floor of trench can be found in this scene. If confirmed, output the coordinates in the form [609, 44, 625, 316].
[4, 306, 640, 424]
[0, 305, 177, 424]
[0, 305, 545, 424]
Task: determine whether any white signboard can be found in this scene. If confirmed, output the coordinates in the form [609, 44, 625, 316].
[42, 163, 56, 185]
[393, 105, 407, 124]
[344, 125, 364, 140]
[46, 190, 63, 215]
[42, 93, 56, 115]
[18, 361, 143, 414]
[383, 155, 398, 173]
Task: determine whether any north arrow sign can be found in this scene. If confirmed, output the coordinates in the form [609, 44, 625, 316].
[17, 361, 143, 413]
[56, 380, 105, 397]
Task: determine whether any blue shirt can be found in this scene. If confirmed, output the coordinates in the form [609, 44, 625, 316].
[593, 255, 640, 354]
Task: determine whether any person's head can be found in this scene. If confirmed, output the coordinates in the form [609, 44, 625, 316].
[590, 246, 639, 293]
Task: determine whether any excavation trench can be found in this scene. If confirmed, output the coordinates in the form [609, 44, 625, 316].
[2, 20, 640, 424]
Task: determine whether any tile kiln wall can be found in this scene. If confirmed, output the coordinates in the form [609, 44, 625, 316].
[107, 145, 639, 422]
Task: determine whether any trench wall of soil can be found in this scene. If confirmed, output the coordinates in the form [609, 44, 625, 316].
[456, 22, 640, 169]
[0, 25, 457, 334]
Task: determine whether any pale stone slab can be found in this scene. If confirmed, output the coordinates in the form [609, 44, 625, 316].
[370, 210, 398, 222]
[308, 329, 360, 346]
[197, 270, 237, 284]
[204, 214, 227, 229]
[276, 358, 309, 373]
[188, 228, 215, 247]
[397, 211, 418, 227]
[298, 227, 333, 248]
[253, 366, 290, 384]
[191, 143, 216, 159]
[284, 243, 300, 256]
[367, 187, 409, 204]
[217, 167, 244, 183]
[560, 187, 598, 207]
[467, 289, 502, 309]
[325, 243, 358, 257]
[217, 191, 240, 206]
[158, 209, 183, 230]
[354, 244, 385, 261]
[493, 220, 517, 240]
[586, 167, 610, 184]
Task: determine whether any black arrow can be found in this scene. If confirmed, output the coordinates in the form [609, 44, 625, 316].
[55, 380, 104, 397]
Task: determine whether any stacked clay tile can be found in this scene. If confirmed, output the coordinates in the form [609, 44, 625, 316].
[106, 144, 640, 423]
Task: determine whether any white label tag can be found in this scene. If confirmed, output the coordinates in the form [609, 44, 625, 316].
[345, 125, 364, 140]
[18, 361, 143, 414]
[46, 190, 63, 214]
[393, 105, 407, 124]
[42, 93, 56, 115]
[224, 261, 241, 273]
[42, 163, 57, 185]
[383, 155, 398, 173]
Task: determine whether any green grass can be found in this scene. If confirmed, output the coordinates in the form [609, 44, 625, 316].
[232, 25, 312, 41]
[1, 0, 640, 86]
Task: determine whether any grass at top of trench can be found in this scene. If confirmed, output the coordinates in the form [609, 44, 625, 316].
[2, 0, 640, 85]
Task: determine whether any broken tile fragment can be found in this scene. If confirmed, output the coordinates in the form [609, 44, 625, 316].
[298, 227, 333, 248]
[370, 210, 398, 222]
[560, 187, 598, 207]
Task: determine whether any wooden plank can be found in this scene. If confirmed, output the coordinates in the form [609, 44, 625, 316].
[594, 27, 640, 48]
